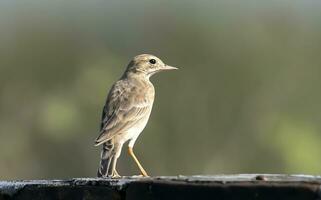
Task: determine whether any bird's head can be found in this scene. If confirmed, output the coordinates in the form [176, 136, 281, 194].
[125, 54, 177, 78]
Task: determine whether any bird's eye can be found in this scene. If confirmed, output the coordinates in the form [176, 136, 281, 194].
[149, 59, 156, 64]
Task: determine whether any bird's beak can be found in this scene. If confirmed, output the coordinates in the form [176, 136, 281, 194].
[162, 65, 178, 71]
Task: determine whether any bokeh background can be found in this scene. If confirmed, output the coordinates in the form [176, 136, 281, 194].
[0, 0, 321, 180]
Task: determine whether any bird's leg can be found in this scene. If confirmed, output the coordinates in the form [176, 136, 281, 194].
[128, 147, 149, 177]
[109, 142, 123, 178]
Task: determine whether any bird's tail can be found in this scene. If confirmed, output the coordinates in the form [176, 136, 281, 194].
[97, 140, 116, 177]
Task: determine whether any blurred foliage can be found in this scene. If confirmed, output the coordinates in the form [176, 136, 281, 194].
[0, 0, 321, 179]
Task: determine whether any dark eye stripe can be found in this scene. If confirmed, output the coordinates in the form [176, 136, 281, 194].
[149, 59, 156, 64]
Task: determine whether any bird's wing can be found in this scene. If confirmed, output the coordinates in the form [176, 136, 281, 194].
[94, 80, 152, 146]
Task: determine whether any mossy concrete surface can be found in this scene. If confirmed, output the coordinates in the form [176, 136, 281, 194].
[0, 174, 321, 200]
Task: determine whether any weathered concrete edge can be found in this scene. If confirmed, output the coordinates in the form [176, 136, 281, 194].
[1, 174, 321, 198]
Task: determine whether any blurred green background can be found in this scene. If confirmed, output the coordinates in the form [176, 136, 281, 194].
[0, 0, 321, 180]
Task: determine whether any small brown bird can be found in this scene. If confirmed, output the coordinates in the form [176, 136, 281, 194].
[94, 54, 177, 178]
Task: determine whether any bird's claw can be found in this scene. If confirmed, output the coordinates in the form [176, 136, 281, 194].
[130, 174, 150, 178]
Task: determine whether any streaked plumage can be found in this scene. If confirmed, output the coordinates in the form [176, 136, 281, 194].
[95, 54, 177, 178]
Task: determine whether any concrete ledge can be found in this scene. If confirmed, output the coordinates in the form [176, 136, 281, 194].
[1, 174, 321, 200]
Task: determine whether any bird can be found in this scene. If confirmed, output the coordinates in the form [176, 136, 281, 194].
[94, 54, 177, 178]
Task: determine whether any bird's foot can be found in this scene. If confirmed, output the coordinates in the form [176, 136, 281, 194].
[111, 170, 121, 178]
[130, 174, 150, 178]
[111, 174, 121, 178]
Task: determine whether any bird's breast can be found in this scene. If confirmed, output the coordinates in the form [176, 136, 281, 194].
[119, 109, 152, 142]
[130, 80, 155, 104]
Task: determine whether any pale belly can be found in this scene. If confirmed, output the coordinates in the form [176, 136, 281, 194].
[114, 110, 152, 146]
